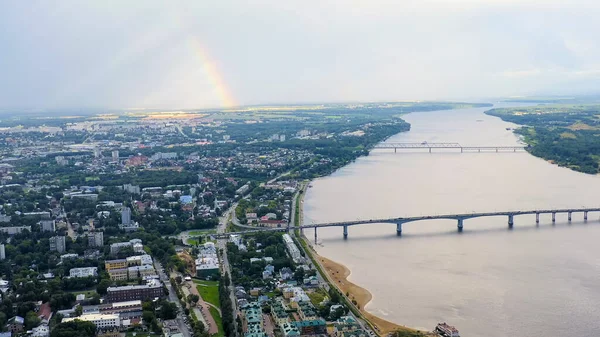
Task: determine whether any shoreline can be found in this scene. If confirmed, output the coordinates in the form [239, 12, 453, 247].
[299, 184, 429, 336]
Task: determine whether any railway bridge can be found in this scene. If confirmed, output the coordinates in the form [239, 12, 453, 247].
[373, 142, 527, 153]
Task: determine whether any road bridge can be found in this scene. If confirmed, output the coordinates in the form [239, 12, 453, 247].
[373, 142, 527, 153]
[212, 207, 600, 240]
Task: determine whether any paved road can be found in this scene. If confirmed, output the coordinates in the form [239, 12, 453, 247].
[154, 261, 192, 337]
[217, 205, 240, 337]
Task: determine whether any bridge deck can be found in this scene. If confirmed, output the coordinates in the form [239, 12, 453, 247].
[373, 142, 527, 150]
[212, 208, 600, 238]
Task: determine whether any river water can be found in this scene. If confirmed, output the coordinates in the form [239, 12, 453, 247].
[303, 103, 600, 337]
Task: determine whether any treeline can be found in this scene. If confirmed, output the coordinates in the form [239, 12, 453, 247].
[219, 273, 235, 337]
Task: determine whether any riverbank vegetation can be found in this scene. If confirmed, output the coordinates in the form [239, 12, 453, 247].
[486, 104, 600, 174]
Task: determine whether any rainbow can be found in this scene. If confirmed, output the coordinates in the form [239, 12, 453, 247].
[187, 38, 237, 109]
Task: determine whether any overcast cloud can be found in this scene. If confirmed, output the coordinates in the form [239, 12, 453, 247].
[1, 0, 600, 110]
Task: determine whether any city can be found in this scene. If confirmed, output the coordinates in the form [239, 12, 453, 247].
[2, 1, 600, 337]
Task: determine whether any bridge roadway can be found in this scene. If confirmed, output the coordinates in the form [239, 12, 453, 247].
[213, 207, 600, 240]
[373, 142, 527, 153]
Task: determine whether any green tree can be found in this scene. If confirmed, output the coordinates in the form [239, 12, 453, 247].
[50, 321, 96, 337]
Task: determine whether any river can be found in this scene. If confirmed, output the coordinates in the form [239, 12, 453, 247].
[303, 103, 600, 337]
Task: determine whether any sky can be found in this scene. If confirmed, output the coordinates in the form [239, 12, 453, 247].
[1, 0, 600, 110]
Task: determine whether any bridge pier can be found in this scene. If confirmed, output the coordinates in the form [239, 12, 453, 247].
[396, 223, 402, 236]
[568, 212, 572, 222]
[460, 147, 463, 153]
[343, 225, 348, 239]
[394, 147, 397, 153]
[535, 212, 540, 224]
[508, 215, 514, 229]
[429, 147, 432, 153]
[584, 211, 588, 221]
[314, 227, 317, 244]
[457, 219, 463, 232]
[552, 212, 556, 223]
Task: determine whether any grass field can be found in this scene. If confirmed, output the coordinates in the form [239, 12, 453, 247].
[209, 306, 224, 337]
[194, 280, 220, 308]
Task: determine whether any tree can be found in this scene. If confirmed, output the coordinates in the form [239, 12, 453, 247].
[50, 321, 96, 337]
[293, 267, 305, 282]
[187, 294, 200, 306]
[96, 279, 111, 295]
[25, 311, 41, 330]
[175, 276, 183, 284]
[74, 305, 83, 317]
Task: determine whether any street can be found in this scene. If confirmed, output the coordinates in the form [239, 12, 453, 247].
[154, 261, 192, 337]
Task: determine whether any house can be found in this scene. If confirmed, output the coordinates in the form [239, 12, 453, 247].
[292, 319, 327, 336]
[265, 264, 275, 273]
[31, 324, 50, 337]
[270, 301, 289, 325]
[235, 289, 247, 299]
[303, 276, 319, 286]
[333, 316, 362, 337]
[249, 288, 261, 296]
[280, 322, 300, 337]
[280, 267, 293, 280]
[6, 316, 24, 334]
[262, 270, 272, 279]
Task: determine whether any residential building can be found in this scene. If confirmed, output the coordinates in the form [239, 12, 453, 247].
[5, 316, 24, 334]
[87, 231, 104, 248]
[298, 301, 318, 321]
[127, 265, 156, 279]
[123, 184, 140, 195]
[195, 242, 219, 278]
[0, 226, 31, 235]
[31, 324, 50, 337]
[271, 301, 290, 325]
[105, 259, 128, 271]
[282, 234, 303, 263]
[333, 316, 362, 337]
[69, 267, 98, 278]
[107, 268, 128, 281]
[106, 280, 163, 303]
[49, 236, 66, 253]
[121, 207, 131, 225]
[280, 267, 293, 280]
[126, 254, 153, 266]
[0, 244, 5, 260]
[280, 322, 300, 337]
[62, 314, 120, 329]
[291, 319, 327, 336]
[242, 302, 266, 337]
[60, 253, 78, 262]
[110, 239, 142, 255]
[112, 150, 119, 161]
[39, 220, 56, 232]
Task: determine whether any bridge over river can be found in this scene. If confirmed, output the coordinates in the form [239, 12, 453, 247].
[374, 142, 528, 153]
[213, 207, 600, 240]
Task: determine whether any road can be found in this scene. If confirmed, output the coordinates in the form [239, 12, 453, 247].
[154, 261, 192, 337]
[216, 205, 240, 337]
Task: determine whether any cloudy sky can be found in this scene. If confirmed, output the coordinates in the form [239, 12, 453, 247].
[1, 0, 600, 110]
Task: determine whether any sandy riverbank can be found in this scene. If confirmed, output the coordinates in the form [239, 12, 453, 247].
[299, 183, 428, 335]
[311, 248, 427, 335]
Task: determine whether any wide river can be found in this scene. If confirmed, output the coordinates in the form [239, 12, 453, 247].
[303, 103, 600, 337]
